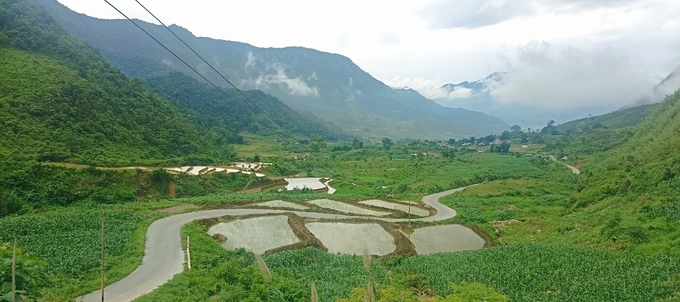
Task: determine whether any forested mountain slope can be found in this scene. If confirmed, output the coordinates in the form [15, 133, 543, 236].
[556, 104, 656, 134]
[0, 0, 221, 165]
[31, 0, 509, 139]
[0, 0, 345, 166]
[144, 73, 346, 142]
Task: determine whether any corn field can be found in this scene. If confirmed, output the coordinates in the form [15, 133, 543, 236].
[0, 209, 142, 276]
[393, 243, 680, 301]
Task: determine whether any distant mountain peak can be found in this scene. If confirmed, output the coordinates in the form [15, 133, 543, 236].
[656, 66, 680, 94]
[35, 0, 508, 138]
[484, 71, 506, 82]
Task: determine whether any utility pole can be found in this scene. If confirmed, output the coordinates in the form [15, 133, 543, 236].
[101, 208, 105, 302]
[186, 236, 191, 269]
[408, 203, 411, 226]
[12, 239, 16, 302]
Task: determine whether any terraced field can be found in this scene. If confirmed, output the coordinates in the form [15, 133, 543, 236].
[78, 186, 479, 302]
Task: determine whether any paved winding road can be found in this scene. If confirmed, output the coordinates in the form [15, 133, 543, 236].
[80, 157, 583, 302]
[78, 185, 477, 302]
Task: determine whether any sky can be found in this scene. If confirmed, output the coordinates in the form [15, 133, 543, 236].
[57, 0, 680, 109]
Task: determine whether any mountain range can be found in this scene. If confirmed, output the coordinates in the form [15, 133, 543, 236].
[30, 0, 509, 139]
[0, 0, 345, 165]
[433, 68, 680, 129]
[433, 73, 625, 129]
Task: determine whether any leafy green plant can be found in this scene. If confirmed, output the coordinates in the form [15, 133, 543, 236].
[0, 210, 142, 276]
[0, 243, 48, 301]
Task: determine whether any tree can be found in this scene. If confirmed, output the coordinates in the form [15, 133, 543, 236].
[309, 137, 326, 153]
[351, 138, 363, 150]
[448, 138, 456, 145]
[510, 124, 521, 132]
[0, 191, 22, 218]
[500, 131, 511, 140]
[0, 243, 48, 302]
[441, 148, 455, 159]
[520, 135, 529, 143]
[382, 137, 393, 151]
[541, 120, 559, 135]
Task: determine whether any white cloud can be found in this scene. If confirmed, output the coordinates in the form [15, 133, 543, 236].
[447, 87, 473, 99]
[255, 64, 319, 97]
[489, 41, 656, 109]
[653, 66, 680, 98]
[58, 0, 680, 97]
[379, 32, 401, 45]
[385, 76, 446, 99]
[416, 87, 449, 100]
[245, 52, 256, 69]
[418, 0, 639, 29]
[385, 76, 473, 100]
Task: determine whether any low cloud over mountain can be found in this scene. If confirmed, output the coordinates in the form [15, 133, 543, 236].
[490, 41, 656, 109]
[419, 0, 639, 29]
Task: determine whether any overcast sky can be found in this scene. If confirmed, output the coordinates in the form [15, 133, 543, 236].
[57, 0, 680, 109]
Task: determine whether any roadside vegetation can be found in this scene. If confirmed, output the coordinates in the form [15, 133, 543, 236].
[2, 0, 680, 301]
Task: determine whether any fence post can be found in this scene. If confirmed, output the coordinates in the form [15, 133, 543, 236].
[186, 236, 191, 269]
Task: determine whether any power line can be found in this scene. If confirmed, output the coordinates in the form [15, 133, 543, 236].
[133, 0, 306, 146]
[101, 0, 309, 152]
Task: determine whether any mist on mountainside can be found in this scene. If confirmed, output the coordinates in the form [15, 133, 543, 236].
[426, 42, 677, 128]
[626, 66, 680, 108]
[30, 0, 508, 139]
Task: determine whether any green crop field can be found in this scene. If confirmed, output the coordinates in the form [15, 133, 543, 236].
[389, 243, 680, 301]
[4, 1, 680, 301]
[0, 208, 160, 299]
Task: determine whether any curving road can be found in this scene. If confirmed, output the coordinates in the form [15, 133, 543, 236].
[79, 158, 582, 302]
[549, 155, 581, 174]
[78, 185, 477, 302]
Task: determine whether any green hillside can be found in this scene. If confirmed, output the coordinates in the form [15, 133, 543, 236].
[0, 47, 211, 165]
[580, 92, 680, 201]
[574, 91, 680, 253]
[556, 104, 656, 134]
[0, 0, 344, 166]
[144, 72, 347, 142]
[0, 0, 224, 165]
[3, 0, 680, 301]
[31, 0, 510, 139]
